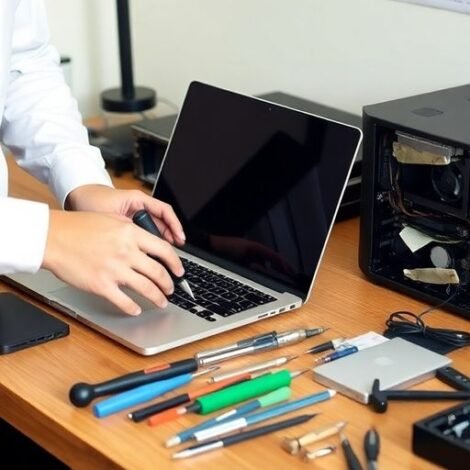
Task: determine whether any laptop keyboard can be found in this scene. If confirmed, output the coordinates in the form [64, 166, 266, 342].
[168, 258, 277, 322]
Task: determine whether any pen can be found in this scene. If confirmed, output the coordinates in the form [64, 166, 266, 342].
[208, 354, 298, 383]
[128, 372, 252, 422]
[197, 327, 328, 366]
[69, 357, 199, 407]
[195, 331, 277, 360]
[132, 209, 195, 300]
[149, 368, 306, 426]
[172, 413, 316, 459]
[340, 432, 364, 470]
[364, 427, 380, 470]
[93, 367, 217, 418]
[314, 345, 359, 365]
[194, 389, 333, 442]
[304, 338, 345, 355]
[282, 420, 347, 454]
[165, 386, 291, 447]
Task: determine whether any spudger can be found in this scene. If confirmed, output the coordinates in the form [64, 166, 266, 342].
[132, 209, 195, 300]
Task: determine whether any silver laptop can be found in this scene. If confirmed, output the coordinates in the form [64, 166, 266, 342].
[313, 337, 451, 403]
[4, 81, 362, 355]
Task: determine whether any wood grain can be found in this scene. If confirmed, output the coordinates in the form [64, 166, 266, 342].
[1, 154, 468, 469]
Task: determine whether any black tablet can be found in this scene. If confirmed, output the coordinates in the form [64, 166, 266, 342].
[0, 292, 69, 354]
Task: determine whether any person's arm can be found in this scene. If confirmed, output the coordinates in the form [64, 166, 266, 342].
[1, 0, 113, 204]
[0, 0, 112, 275]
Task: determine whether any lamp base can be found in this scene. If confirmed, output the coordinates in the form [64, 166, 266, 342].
[100, 86, 156, 113]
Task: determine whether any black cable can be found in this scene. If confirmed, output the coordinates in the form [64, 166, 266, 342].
[385, 287, 470, 348]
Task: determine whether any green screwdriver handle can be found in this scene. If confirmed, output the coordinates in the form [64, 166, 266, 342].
[196, 370, 292, 414]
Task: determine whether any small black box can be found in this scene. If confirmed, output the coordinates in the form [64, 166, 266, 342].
[413, 401, 470, 470]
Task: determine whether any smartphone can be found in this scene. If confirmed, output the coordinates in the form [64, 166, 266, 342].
[0, 292, 69, 354]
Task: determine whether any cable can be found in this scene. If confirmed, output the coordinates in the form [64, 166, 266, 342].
[385, 287, 470, 348]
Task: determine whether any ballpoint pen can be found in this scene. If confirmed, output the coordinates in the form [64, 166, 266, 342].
[173, 413, 316, 459]
[149, 368, 307, 426]
[340, 432, 364, 470]
[69, 357, 200, 407]
[132, 209, 195, 300]
[194, 331, 277, 360]
[304, 338, 345, 355]
[165, 387, 291, 447]
[93, 366, 217, 418]
[194, 390, 333, 442]
[282, 420, 347, 454]
[197, 327, 328, 366]
[128, 372, 253, 422]
[314, 345, 359, 365]
[364, 427, 380, 470]
[208, 354, 298, 383]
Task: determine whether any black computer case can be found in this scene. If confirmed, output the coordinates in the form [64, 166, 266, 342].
[359, 84, 470, 319]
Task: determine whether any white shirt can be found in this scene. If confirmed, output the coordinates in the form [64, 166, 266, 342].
[0, 0, 112, 274]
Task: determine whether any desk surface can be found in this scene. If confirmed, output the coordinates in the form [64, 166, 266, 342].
[1, 155, 468, 470]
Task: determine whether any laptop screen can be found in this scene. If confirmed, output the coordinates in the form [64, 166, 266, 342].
[153, 82, 362, 300]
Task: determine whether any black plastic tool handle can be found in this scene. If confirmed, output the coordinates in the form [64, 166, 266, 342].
[69, 358, 198, 407]
[132, 209, 185, 285]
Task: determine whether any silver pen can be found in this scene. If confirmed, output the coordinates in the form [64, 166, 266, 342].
[194, 331, 277, 361]
[196, 327, 327, 366]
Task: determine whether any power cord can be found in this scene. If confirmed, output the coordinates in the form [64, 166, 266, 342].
[385, 288, 470, 348]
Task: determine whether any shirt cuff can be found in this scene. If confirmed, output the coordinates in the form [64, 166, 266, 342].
[0, 198, 49, 274]
[48, 145, 114, 208]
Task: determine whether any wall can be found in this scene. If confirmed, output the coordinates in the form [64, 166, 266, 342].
[43, 0, 470, 119]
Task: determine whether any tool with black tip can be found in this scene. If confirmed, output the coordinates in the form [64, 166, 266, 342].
[132, 209, 195, 300]
[340, 432, 364, 470]
[69, 357, 199, 407]
[364, 427, 380, 470]
[369, 378, 470, 413]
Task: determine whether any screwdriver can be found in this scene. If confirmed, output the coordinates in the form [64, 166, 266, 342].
[148, 368, 307, 426]
[128, 372, 253, 422]
[93, 366, 217, 418]
[132, 209, 195, 300]
[364, 427, 380, 470]
[340, 432, 364, 470]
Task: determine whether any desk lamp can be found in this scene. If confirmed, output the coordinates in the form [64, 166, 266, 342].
[89, 0, 156, 175]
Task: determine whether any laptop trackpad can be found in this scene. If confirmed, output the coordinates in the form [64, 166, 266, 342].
[50, 286, 159, 319]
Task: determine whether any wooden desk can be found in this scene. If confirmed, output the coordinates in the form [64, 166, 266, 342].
[1, 155, 468, 469]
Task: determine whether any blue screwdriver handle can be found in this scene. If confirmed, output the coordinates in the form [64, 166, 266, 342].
[93, 373, 192, 418]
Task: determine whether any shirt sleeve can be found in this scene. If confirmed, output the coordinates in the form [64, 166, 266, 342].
[0, 197, 49, 274]
[0, 0, 113, 210]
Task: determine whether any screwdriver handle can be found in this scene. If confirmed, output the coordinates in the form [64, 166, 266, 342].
[132, 210, 184, 285]
[69, 358, 198, 407]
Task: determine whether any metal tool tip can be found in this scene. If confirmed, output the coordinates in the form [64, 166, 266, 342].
[193, 366, 219, 377]
[291, 368, 310, 378]
[165, 436, 180, 448]
[127, 413, 133, 420]
[286, 354, 299, 361]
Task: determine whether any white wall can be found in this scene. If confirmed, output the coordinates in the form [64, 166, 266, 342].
[43, 0, 470, 119]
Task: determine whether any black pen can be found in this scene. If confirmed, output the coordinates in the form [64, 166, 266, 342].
[364, 427, 380, 470]
[132, 209, 195, 300]
[340, 432, 364, 470]
[172, 413, 316, 459]
[304, 337, 345, 355]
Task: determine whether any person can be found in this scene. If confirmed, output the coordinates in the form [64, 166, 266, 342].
[1, 1, 186, 467]
[0, 0, 186, 317]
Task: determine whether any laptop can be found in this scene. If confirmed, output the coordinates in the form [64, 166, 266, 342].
[312, 338, 451, 404]
[4, 81, 362, 355]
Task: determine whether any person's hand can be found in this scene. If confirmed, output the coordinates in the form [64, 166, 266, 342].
[65, 185, 186, 245]
[42, 210, 185, 315]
